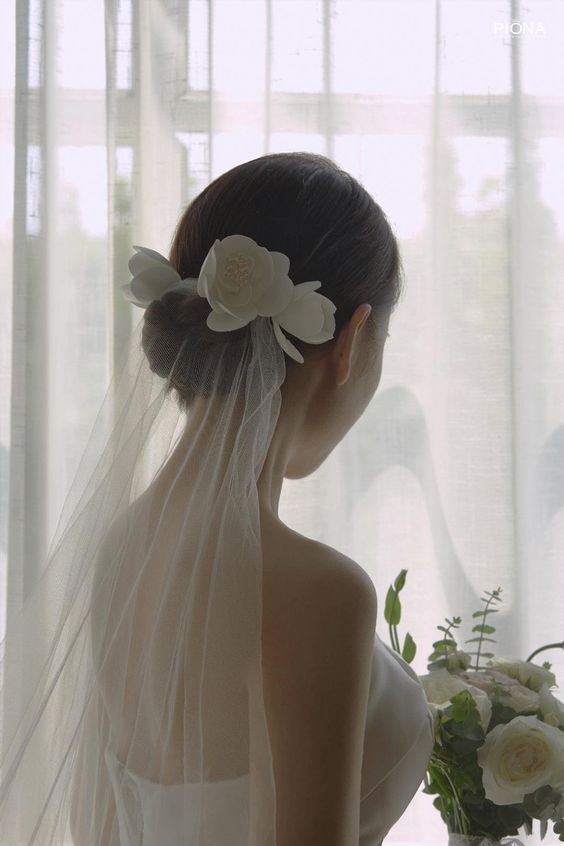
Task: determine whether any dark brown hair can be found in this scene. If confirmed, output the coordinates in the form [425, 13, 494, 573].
[142, 152, 404, 409]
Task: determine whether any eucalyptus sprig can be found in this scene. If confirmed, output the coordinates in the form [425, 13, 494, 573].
[383, 569, 417, 664]
[427, 615, 463, 671]
[464, 587, 502, 671]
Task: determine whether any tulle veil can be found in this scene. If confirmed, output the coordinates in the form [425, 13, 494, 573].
[0, 270, 285, 844]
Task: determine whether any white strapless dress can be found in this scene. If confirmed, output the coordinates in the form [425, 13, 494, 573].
[104, 632, 435, 846]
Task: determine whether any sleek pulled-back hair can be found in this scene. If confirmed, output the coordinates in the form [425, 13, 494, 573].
[142, 152, 404, 410]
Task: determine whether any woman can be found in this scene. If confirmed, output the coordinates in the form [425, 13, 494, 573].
[0, 152, 434, 845]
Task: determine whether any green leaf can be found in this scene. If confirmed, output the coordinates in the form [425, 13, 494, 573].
[446, 719, 484, 742]
[498, 805, 525, 830]
[554, 819, 564, 836]
[394, 569, 407, 592]
[472, 609, 500, 617]
[448, 689, 478, 721]
[431, 640, 456, 653]
[402, 632, 416, 663]
[468, 800, 496, 828]
[533, 786, 554, 805]
[464, 636, 497, 643]
[443, 733, 478, 758]
[540, 819, 548, 839]
[432, 634, 456, 645]
[471, 624, 496, 634]
[384, 586, 401, 625]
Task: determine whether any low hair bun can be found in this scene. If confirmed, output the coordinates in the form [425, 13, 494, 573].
[141, 288, 250, 410]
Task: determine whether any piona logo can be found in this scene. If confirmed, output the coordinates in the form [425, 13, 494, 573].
[493, 21, 546, 37]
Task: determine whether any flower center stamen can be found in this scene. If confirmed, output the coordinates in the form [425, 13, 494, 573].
[223, 253, 254, 291]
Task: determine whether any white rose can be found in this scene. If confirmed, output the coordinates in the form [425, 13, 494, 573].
[538, 684, 564, 728]
[463, 668, 543, 714]
[477, 714, 564, 805]
[420, 668, 492, 733]
[488, 658, 557, 692]
[500, 682, 541, 714]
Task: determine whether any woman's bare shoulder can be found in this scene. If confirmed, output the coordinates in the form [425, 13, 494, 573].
[261, 516, 377, 613]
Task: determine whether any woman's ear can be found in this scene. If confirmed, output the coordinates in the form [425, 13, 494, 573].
[333, 304, 372, 387]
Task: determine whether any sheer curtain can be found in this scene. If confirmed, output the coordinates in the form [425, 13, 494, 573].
[1, 1, 563, 844]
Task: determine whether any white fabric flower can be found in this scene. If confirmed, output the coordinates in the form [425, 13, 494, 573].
[197, 234, 335, 363]
[487, 658, 557, 692]
[270, 280, 336, 364]
[121, 245, 183, 307]
[122, 236, 337, 364]
[477, 714, 564, 805]
[419, 667, 492, 733]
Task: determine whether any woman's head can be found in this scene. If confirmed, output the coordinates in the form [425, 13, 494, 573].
[142, 152, 403, 471]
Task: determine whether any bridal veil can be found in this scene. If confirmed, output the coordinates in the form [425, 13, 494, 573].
[0, 264, 286, 843]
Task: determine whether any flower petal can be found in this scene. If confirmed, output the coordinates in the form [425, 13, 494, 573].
[129, 245, 173, 276]
[249, 246, 274, 298]
[269, 250, 290, 276]
[120, 283, 149, 308]
[206, 309, 250, 332]
[217, 233, 263, 254]
[198, 240, 220, 299]
[255, 272, 294, 317]
[272, 319, 304, 364]
[132, 244, 172, 265]
[291, 280, 322, 300]
[276, 293, 325, 339]
[304, 329, 335, 344]
[304, 297, 337, 343]
[129, 266, 183, 305]
[214, 299, 258, 323]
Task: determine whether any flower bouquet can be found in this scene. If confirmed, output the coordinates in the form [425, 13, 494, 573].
[385, 570, 564, 845]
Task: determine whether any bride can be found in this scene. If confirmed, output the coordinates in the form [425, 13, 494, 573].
[0, 151, 434, 845]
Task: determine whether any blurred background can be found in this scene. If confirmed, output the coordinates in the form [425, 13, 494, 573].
[0, 1, 563, 842]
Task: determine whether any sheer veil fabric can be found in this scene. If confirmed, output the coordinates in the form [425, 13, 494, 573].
[0, 272, 285, 844]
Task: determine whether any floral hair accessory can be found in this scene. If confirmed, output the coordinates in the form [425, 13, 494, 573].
[121, 234, 337, 364]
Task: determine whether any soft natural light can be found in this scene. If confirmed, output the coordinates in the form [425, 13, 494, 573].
[57, 0, 105, 88]
[2, 1, 564, 844]
[59, 146, 107, 237]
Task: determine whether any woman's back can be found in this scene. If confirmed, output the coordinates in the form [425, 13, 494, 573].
[95, 494, 380, 845]
[93, 486, 373, 776]
[96, 505, 434, 846]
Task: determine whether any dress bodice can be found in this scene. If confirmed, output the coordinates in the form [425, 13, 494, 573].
[104, 631, 434, 846]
